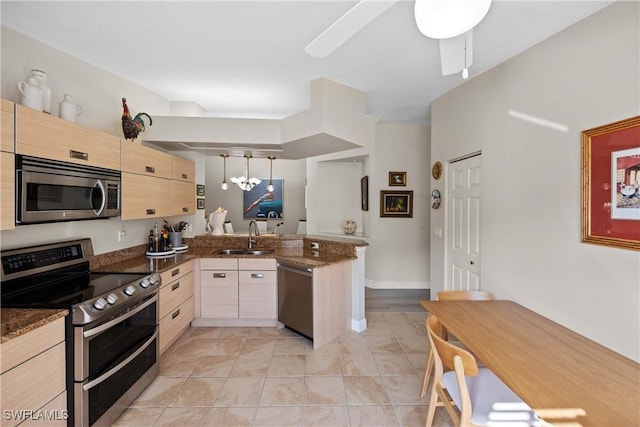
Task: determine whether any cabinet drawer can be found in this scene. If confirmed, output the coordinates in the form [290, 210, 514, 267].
[200, 258, 238, 270]
[121, 142, 171, 178]
[171, 156, 195, 182]
[1, 99, 15, 153]
[238, 258, 277, 271]
[15, 105, 120, 170]
[159, 296, 194, 355]
[0, 342, 66, 426]
[239, 271, 277, 319]
[1, 317, 65, 374]
[121, 172, 172, 219]
[159, 271, 194, 318]
[160, 260, 195, 286]
[18, 391, 67, 427]
[172, 180, 195, 215]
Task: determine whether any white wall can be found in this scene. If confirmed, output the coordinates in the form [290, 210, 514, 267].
[203, 155, 306, 234]
[430, 2, 639, 361]
[0, 26, 205, 254]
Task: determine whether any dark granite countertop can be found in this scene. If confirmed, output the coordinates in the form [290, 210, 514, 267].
[1, 308, 68, 343]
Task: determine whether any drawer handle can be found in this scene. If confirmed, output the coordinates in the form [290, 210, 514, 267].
[69, 150, 88, 160]
[172, 282, 180, 291]
[181, 173, 188, 179]
[145, 166, 156, 174]
[172, 309, 181, 319]
[251, 273, 264, 279]
[182, 207, 189, 212]
[171, 268, 180, 277]
[213, 273, 226, 278]
[146, 209, 156, 215]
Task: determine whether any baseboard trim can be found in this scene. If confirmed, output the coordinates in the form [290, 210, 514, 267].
[365, 279, 429, 290]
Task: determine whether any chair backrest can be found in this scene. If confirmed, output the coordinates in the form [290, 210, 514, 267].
[427, 315, 478, 376]
[296, 219, 306, 234]
[436, 290, 494, 301]
[274, 222, 284, 235]
[223, 221, 234, 234]
[256, 220, 267, 233]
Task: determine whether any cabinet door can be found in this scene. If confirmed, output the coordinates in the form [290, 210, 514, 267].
[200, 270, 238, 318]
[239, 270, 277, 319]
[121, 142, 171, 178]
[121, 172, 171, 219]
[172, 180, 195, 216]
[15, 104, 120, 170]
[1, 152, 15, 230]
[1, 99, 15, 153]
[171, 156, 195, 182]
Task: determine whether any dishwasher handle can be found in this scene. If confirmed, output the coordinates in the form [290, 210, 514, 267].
[276, 263, 313, 277]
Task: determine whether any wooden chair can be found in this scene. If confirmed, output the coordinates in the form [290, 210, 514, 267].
[420, 290, 494, 398]
[425, 315, 537, 427]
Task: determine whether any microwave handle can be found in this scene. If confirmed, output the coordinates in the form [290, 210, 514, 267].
[91, 180, 106, 216]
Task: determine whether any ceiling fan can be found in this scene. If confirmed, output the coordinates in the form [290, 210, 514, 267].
[305, 0, 492, 79]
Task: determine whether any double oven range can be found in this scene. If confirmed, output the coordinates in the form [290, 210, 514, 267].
[1, 239, 161, 426]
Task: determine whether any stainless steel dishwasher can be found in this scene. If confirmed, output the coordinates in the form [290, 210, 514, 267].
[277, 263, 313, 340]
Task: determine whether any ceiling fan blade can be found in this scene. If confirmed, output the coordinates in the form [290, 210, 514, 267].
[305, 0, 399, 58]
[439, 29, 473, 75]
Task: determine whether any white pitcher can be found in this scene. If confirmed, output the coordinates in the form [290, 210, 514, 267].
[59, 94, 83, 122]
[31, 69, 51, 114]
[18, 77, 44, 111]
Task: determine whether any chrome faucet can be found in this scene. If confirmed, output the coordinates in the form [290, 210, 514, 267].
[248, 220, 260, 248]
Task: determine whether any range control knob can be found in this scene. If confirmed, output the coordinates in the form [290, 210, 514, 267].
[124, 285, 136, 296]
[149, 275, 160, 286]
[106, 293, 118, 305]
[140, 278, 150, 288]
[93, 298, 108, 310]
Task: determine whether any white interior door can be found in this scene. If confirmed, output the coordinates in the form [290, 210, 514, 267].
[447, 154, 481, 291]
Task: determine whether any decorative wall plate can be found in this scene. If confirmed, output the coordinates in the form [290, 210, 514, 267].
[432, 161, 443, 180]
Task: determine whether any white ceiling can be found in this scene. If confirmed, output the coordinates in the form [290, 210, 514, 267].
[1, 1, 612, 124]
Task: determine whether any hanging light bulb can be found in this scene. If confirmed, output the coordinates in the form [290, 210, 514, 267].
[267, 156, 276, 192]
[231, 155, 261, 191]
[220, 154, 229, 190]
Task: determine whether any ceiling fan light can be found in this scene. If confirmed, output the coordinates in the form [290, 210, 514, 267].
[415, 0, 492, 39]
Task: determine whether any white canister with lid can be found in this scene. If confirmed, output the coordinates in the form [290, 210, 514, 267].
[30, 69, 51, 114]
[17, 77, 44, 111]
[59, 94, 84, 122]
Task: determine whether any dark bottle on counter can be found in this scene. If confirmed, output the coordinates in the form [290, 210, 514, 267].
[148, 230, 154, 252]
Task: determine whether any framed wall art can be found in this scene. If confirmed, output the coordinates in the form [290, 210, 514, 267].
[197, 198, 205, 209]
[380, 190, 413, 218]
[196, 184, 205, 196]
[389, 171, 407, 186]
[581, 115, 640, 250]
[243, 179, 284, 219]
[361, 176, 369, 211]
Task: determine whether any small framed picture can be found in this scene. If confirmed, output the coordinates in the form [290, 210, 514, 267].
[389, 171, 407, 186]
[380, 190, 413, 218]
[196, 184, 205, 196]
[361, 176, 369, 211]
[197, 198, 205, 209]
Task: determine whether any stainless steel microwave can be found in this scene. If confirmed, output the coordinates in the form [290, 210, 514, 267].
[16, 155, 121, 224]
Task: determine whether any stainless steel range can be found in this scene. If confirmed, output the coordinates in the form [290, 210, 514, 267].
[1, 239, 160, 427]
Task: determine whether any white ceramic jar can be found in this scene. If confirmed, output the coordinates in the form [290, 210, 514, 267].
[18, 77, 44, 111]
[30, 69, 51, 114]
[59, 94, 83, 122]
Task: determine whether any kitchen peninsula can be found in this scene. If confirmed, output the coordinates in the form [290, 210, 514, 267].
[91, 234, 368, 350]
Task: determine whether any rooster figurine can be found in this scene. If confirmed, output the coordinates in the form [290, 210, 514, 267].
[121, 97, 152, 141]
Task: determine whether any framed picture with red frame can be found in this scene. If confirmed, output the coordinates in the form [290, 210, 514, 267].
[581, 116, 640, 250]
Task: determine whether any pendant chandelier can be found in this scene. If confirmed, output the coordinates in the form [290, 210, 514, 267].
[230, 155, 261, 191]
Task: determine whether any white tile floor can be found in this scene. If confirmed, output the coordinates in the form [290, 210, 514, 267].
[112, 311, 454, 427]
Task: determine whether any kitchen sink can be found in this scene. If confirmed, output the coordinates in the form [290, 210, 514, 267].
[213, 248, 275, 256]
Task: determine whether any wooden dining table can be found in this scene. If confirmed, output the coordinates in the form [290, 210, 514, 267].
[420, 300, 640, 427]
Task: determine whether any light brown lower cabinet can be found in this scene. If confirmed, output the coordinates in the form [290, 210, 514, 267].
[0, 317, 67, 427]
[159, 260, 195, 354]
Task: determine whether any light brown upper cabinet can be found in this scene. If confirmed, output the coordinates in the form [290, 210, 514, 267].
[1, 99, 15, 153]
[121, 141, 171, 178]
[171, 180, 196, 216]
[171, 155, 195, 182]
[1, 152, 15, 230]
[15, 104, 120, 170]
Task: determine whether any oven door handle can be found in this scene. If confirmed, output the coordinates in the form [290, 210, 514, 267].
[83, 294, 157, 339]
[82, 328, 158, 392]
